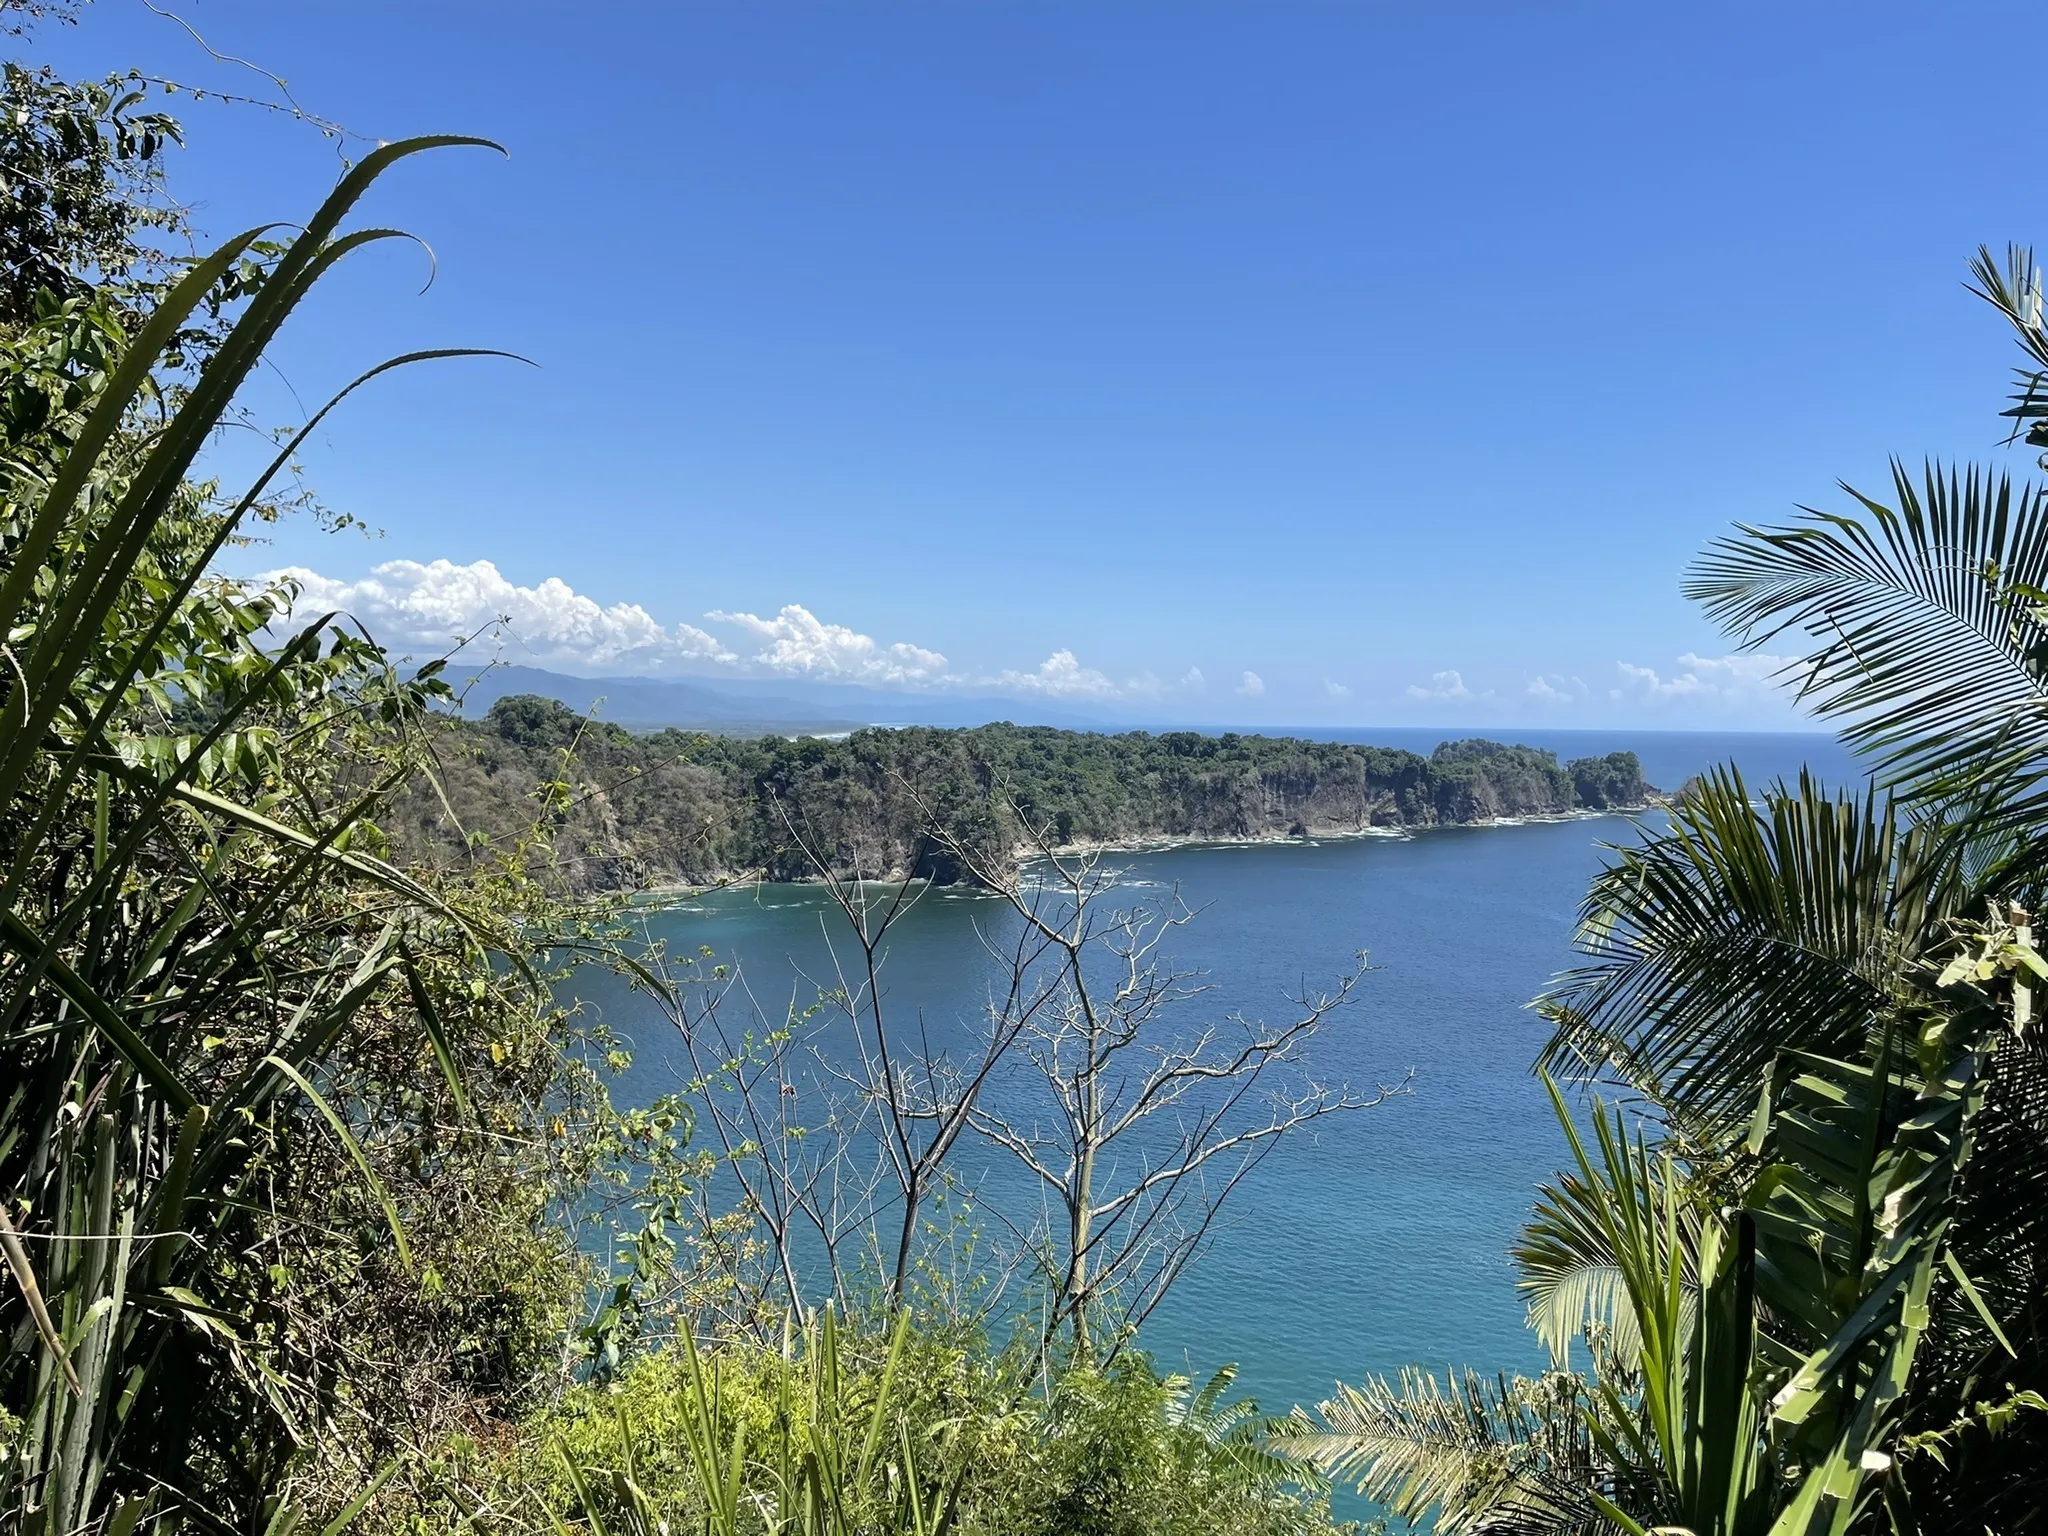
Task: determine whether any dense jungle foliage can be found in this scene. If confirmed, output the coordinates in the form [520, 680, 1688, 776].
[392, 699, 1653, 892]
[0, 64, 656, 1534]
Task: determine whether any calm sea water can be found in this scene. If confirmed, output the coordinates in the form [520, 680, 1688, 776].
[584, 730, 1859, 1485]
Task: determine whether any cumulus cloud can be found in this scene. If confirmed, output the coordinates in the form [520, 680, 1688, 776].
[1527, 673, 1586, 703]
[1236, 670, 1265, 696]
[270, 558, 1210, 706]
[1614, 652, 1794, 702]
[268, 559, 962, 686]
[1406, 669, 1474, 702]
[1324, 679, 1352, 698]
[272, 559, 736, 672]
[990, 650, 1122, 698]
[707, 603, 951, 685]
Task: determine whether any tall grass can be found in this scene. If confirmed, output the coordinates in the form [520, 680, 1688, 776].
[0, 139, 511, 1534]
[554, 1309, 958, 1536]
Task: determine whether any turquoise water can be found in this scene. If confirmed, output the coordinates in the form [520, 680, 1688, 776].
[584, 730, 1859, 1496]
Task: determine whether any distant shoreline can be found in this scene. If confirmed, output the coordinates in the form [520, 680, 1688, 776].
[1041, 802, 1663, 858]
[630, 797, 1668, 901]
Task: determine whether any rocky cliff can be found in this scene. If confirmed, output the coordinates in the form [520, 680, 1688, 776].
[391, 702, 1659, 893]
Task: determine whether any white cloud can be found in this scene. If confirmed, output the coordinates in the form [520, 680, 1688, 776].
[707, 603, 951, 685]
[1406, 669, 1474, 702]
[990, 650, 1122, 698]
[1123, 666, 1208, 698]
[1527, 673, 1586, 703]
[1324, 679, 1352, 698]
[1614, 652, 1794, 703]
[266, 559, 1286, 710]
[268, 560, 961, 686]
[272, 559, 736, 673]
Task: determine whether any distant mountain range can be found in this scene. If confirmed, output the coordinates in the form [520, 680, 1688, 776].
[440, 665, 1125, 733]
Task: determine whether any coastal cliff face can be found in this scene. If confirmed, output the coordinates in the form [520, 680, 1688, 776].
[392, 700, 1657, 894]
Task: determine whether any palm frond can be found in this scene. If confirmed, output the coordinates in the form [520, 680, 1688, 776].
[1166, 1364, 1301, 1491]
[1684, 459, 2048, 802]
[1536, 768, 1966, 1127]
[1515, 1158, 1698, 1373]
[1966, 243, 2048, 449]
[1272, 1368, 1613, 1536]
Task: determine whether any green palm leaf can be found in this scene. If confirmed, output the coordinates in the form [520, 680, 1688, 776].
[1273, 1367, 1612, 1535]
[1965, 243, 2048, 451]
[1515, 1156, 1699, 1373]
[1685, 460, 2048, 803]
[1537, 769, 1965, 1127]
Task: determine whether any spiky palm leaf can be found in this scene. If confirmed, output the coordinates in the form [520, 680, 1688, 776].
[1683, 252, 2048, 854]
[1536, 769, 1967, 1129]
[1273, 1367, 1614, 1536]
[1165, 1364, 1302, 1492]
[1967, 243, 2048, 455]
[1513, 1150, 1699, 1374]
[1685, 458, 2048, 817]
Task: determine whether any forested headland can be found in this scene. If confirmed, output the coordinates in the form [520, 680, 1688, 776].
[392, 695, 1657, 891]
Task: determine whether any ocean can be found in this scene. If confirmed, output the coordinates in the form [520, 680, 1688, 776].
[585, 728, 1862, 1507]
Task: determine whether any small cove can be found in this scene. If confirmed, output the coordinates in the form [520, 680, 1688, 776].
[581, 729, 1861, 1507]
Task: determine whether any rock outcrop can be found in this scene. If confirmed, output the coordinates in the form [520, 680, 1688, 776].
[392, 702, 1659, 893]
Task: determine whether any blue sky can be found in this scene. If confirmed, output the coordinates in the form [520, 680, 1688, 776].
[31, 2, 2048, 726]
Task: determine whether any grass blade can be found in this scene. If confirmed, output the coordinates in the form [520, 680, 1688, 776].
[263, 1055, 413, 1272]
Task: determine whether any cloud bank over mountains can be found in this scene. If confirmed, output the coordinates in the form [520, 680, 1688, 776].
[277, 558, 737, 672]
[269, 557, 1808, 723]
[271, 558, 1145, 701]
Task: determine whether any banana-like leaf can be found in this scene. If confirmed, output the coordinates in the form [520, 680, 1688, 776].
[1747, 990, 2005, 1533]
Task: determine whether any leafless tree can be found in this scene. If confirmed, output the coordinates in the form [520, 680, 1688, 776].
[926, 804, 1409, 1355]
[627, 934, 878, 1328]
[634, 796, 1060, 1323]
[637, 782, 1404, 1359]
[780, 830, 1066, 1307]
